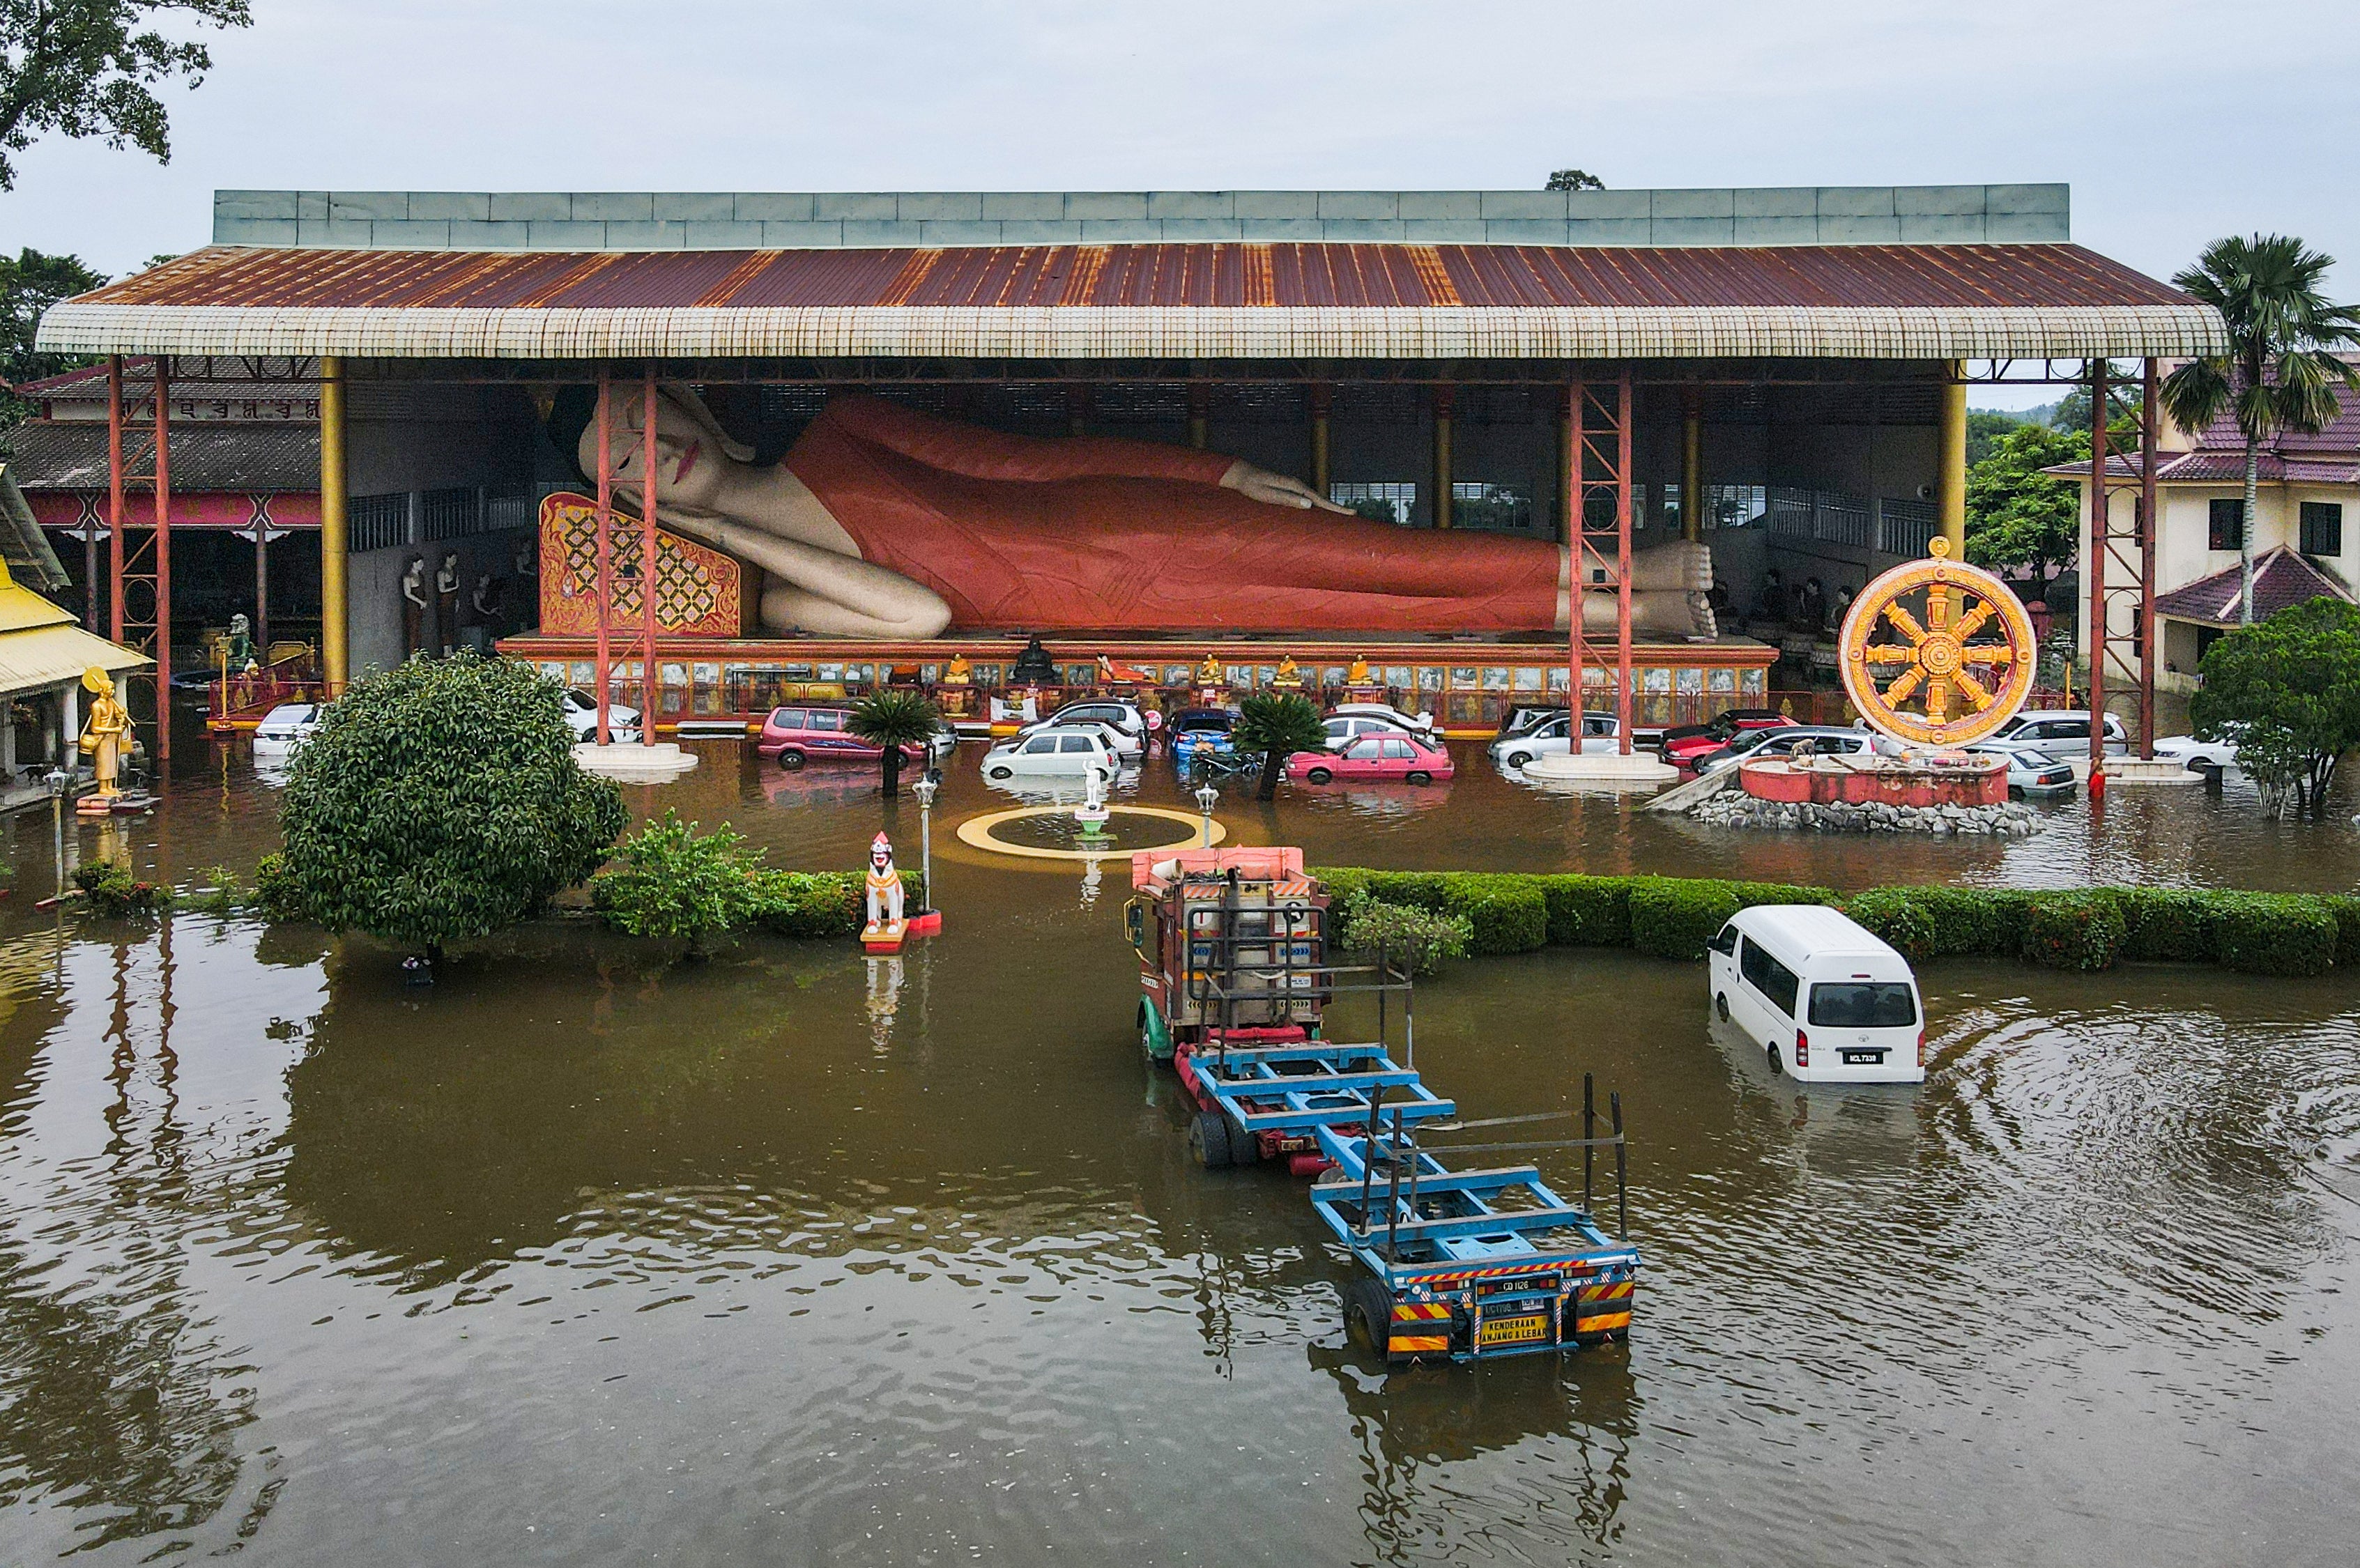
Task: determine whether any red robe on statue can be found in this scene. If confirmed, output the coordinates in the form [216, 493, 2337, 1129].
[783, 396, 1561, 633]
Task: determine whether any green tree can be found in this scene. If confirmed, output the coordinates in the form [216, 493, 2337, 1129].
[1965, 422, 2087, 589]
[1965, 409, 2023, 466]
[1, 247, 106, 425]
[276, 653, 627, 962]
[590, 810, 772, 958]
[845, 689, 938, 797]
[1546, 169, 1604, 192]
[0, 0, 252, 190]
[2189, 597, 2360, 820]
[1232, 691, 1327, 802]
[2162, 235, 2360, 623]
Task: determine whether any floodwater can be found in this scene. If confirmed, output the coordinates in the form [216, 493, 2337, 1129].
[0, 737, 2356, 1565]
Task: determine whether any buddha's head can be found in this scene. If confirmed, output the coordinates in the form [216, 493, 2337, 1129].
[562, 384, 757, 513]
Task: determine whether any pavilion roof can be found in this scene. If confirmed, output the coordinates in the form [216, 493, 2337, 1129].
[36, 241, 2225, 363]
[2152, 546, 2356, 627]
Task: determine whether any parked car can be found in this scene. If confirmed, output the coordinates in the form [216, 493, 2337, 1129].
[1329, 701, 1436, 739]
[559, 688, 642, 744]
[1167, 707, 1238, 765]
[1960, 739, 2078, 798]
[1659, 708, 1791, 768]
[1321, 711, 1432, 751]
[1692, 725, 1874, 775]
[1487, 710, 1620, 771]
[251, 702, 321, 754]
[2150, 733, 2242, 772]
[1286, 732, 1455, 785]
[1706, 905, 1926, 1085]
[1492, 703, 1568, 743]
[1989, 709, 2129, 756]
[757, 705, 925, 771]
[1018, 704, 1147, 759]
[983, 727, 1124, 779]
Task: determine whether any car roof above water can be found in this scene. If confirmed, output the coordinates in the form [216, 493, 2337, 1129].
[1728, 904, 1910, 967]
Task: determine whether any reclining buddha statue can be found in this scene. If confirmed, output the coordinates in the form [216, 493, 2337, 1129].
[561, 387, 1716, 640]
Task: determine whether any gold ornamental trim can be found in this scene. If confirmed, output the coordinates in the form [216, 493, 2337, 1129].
[1838, 538, 2037, 747]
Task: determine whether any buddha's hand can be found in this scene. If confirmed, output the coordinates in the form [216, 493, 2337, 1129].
[1220, 461, 1354, 514]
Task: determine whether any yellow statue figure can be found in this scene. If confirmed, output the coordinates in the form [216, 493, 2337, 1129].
[1196, 652, 1223, 685]
[1271, 655, 1304, 689]
[77, 668, 131, 809]
[1347, 654, 1372, 684]
[941, 653, 973, 685]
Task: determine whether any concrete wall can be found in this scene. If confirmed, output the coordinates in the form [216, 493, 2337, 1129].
[348, 528, 533, 678]
[215, 185, 2071, 251]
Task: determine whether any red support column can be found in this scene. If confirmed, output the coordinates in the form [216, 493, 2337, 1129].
[1615, 367, 1634, 754]
[153, 358, 171, 766]
[107, 356, 125, 640]
[641, 368, 660, 744]
[1568, 381, 1584, 717]
[2138, 359, 2160, 759]
[593, 374, 613, 746]
[2086, 360, 2108, 784]
[1565, 374, 1636, 751]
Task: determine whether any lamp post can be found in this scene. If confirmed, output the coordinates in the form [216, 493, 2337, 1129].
[1195, 781, 1219, 847]
[910, 772, 938, 918]
[44, 769, 66, 900]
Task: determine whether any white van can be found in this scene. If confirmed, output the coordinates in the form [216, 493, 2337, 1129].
[1704, 906, 1925, 1084]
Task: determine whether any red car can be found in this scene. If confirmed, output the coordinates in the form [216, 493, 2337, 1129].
[1286, 732, 1455, 785]
[757, 705, 926, 771]
[1659, 707, 1791, 768]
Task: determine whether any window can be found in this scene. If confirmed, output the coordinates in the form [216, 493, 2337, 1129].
[1059, 735, 1096, 753]
[772, 708, 807, 729]
[1809, 983, 1918, 1028]
[1708, 923, 1739, 958]
[1021, 736, 1057, 754]
[1329, 482, 1417, 525]
[1451, 482, 1536, 534]
[1381, 738, 1416, 760]
[2301, 501, 2345, 558]
[1739, 937, 1801, 1018]
[804, 712, 841, 732]
[2208, 498, 2245, 551]
[1349, 738, 1384, 760]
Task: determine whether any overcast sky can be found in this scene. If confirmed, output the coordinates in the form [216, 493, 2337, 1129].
[8, 0, 2357, 404]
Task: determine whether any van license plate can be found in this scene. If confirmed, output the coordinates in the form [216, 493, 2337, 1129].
[1478, 1313, 1549, 1349]
[1841, 1050, 1885, 1065]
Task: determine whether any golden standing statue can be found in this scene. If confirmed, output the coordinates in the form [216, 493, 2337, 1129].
[77, 668, 132, 808]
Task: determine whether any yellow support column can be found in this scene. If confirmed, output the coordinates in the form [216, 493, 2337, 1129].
[1432, 385, 1455, 529]
[1938, 362, 1968, 555]
[1681, 390, 1705, 541]
[1309, 382, 1331, 498]
[319, 355, 349, 690]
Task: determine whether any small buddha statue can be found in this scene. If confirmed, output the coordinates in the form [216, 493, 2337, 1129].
[1347, 654, 1372, 685]
[1272, 655, 1304, 689]
[941, 653, 973, 685]
[1196, 652, 1223, 685]
[1012, 635, 1057, 686]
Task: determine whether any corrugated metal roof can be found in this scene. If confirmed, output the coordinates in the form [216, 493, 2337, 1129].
[39, 242, 2225, 362]
[3, 422, 321, 493]
[0, 620, 151, 694]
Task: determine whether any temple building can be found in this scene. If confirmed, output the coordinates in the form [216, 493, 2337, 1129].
[31, 184, 2222, 750]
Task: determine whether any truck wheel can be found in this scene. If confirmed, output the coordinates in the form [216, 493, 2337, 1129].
[1344, 1276, 1394, 1358]
[1767, 1042, 1784, 1076]
[1228, 1122, 1262, 1166]
[1715, 993, 1730, 1022]
[1139, 1008, 1164, 1066]
[778, 751, 806, 771]
[1188, 1110, 1233, 1168]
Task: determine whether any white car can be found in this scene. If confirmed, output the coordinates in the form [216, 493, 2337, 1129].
[252, 702, 321, 754]
[1989, 709, 2129, 756]
[1487, 710, 1621, 770]
[1321, 712, 1430, 751]
[1329, 702, 1435, 739]
[1960, 739, 2078, 797]
[2150, 733, 2242, 772]
[983, 728, 1124, 779]
[1017, 705, 1147, 759]
[560, 688, 641, 744]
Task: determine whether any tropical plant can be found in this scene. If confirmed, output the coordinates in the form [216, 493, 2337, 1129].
[72, 855, 168, 916]
[845, 689, 938, 797]
[2161, 235, 2360, 622]
[2189, 598, 2360, 820]
[1964, 422, 2087, 589]
[0, 0, 252, 190]
[275, 653, 627, 963]
[1232, 691, 1327, 801]
[590, 810, 773, 958]
[1337, 898, 1472, 974]
[1, 248, 107, 422]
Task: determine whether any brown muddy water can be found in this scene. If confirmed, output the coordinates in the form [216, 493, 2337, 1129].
[0, 740, 2356, 1565]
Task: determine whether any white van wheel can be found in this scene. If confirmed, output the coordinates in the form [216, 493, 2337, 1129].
[1715, 993, 1730, 1022]
[1766, 1042, 1784, 1076]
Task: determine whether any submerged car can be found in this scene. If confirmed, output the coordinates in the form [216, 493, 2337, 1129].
[1320, 711, 1431, 751]
[1487, 711, 1621, 771]
[560, 688, 642, 744]
[983, 727, 1124, 779]
[1659, 708, 1790, 767]
[1961, 739, 2078, 798]
[757, 705, 924, 771]
[1988, 709, 2129, 756]
[1167, 708, 1238, 765]
[1692, 725, 1872, 775]
[251, 702, 321, 753]
[1286, 732, 1455, 785]
[1018, 705, 1147, 759]
[1328, 702, 1436, 739]
[2150, 733, 2242, 772]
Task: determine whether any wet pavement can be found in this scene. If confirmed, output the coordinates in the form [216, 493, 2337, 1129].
[0, 736, 2354, 1564]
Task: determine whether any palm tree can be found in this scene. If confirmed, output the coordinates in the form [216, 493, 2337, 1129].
[1232, 691, 1328, 802]
[2161, 235, 2360, 623]
[847, 690, 939, 797]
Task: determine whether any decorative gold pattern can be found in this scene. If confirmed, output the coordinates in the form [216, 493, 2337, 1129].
[1838, 537, 2037, 746]
[535, 492, 744, 637]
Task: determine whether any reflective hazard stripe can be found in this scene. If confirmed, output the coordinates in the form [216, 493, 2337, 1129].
[1577, 1282, 1634, 1303]
[1388, 1334, 1449, 1353]
[1390, 1302, 1451, 1322]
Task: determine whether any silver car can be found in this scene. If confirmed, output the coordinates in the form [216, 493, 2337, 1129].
[1693, 725, 1874, 775]
[1962, 739, 2078, 797]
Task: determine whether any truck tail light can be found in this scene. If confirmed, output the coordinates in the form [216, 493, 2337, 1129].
[1916, 1029, 1927, 1068]
[1793, 1029, 1809, 1068]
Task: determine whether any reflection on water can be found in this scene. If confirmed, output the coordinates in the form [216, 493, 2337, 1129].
[0, 739, 2352, 1562]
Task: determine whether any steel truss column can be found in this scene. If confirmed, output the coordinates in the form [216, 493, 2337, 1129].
[1566, 371, 1636, 754]
[107, 355, 173, 766]
[2085, 358, 2160, 775]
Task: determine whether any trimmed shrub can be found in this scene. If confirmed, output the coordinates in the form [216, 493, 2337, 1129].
[2208, 892, 2337, 976]
[1340, 899, 1473, 974]
[749, 868, 926, 939]
[2117, 888, 2216, 964]
[2021, 891, 2124, 971]
[1843, 886, 1938, 964]
[590, 811, 774, 955]
[1538, 875, 1632, 946]
[1628, 878, 1741, 960]
[1440, 873, 1549, 955]
[2324, 896, 2360, 969]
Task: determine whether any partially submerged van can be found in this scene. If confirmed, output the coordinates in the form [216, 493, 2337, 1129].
[1705, 905, 1926, 1084]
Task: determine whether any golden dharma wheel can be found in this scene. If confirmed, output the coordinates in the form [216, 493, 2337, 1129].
[1837, 538, 2037, 747]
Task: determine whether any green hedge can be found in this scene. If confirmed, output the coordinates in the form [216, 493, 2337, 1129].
[1311, 867, 2349, 977]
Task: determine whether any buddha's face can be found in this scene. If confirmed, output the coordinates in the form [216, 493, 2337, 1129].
[578, 390, 741, 511]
